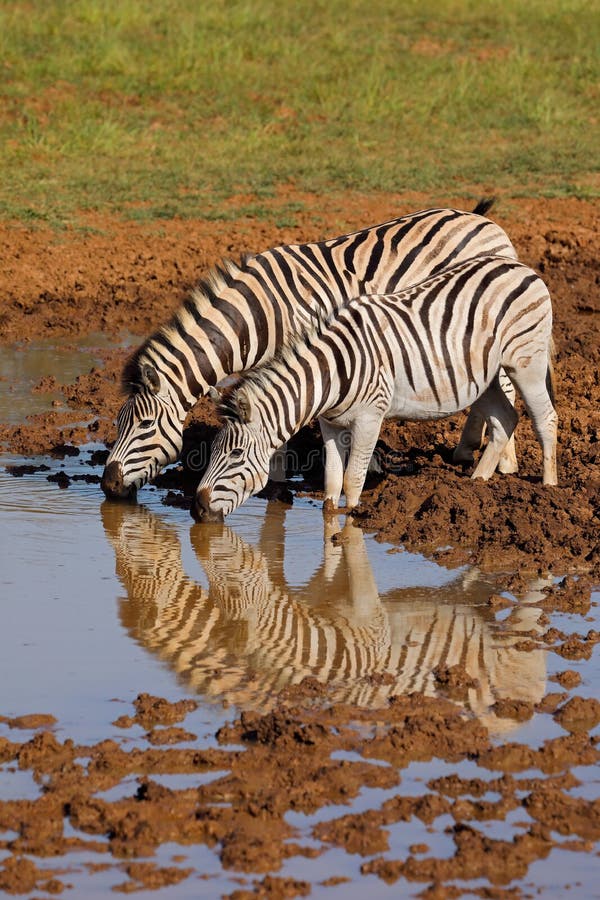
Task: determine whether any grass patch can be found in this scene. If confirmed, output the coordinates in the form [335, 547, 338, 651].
[0, 0, 598, 224]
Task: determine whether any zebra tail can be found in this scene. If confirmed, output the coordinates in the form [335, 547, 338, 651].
[546, 335, 557, 406]
[472, 196, 497, 216]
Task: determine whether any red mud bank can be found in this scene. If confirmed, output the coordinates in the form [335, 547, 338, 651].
[0, 193, 598, 576]
[1, 684, 599, 897]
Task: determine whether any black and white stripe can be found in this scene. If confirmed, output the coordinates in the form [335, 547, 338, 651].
[102, 502, 547, 725]
[102, 202, 517, 497]
[196, 255, 557, 520]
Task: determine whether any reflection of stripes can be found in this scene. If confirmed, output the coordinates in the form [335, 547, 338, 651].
[105, 202, 517, 492]
[103, 505, 546, 729]
[134, 549, 546, 727]
[199, 255, 557, 516]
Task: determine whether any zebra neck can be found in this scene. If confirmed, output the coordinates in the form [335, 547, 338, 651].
[248, 361, 330, 450]
[162, 264, 285, 400]
[139, 329, 230, 411]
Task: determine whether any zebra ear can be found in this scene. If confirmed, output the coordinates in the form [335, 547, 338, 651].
[207, 386, 222, 404]
[141, 364, 161, 395]
[235, 387, 255, 425]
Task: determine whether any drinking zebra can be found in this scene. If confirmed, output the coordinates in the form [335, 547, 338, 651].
[195, 255, 557, 522]
[101, 201, 518, 499]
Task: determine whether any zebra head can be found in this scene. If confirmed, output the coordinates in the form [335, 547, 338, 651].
[101, 362, 186, 500]
[192, 388, 273, 523]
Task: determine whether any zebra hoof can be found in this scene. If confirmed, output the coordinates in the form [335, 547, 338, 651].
[323, 498, 338, 517]
[323, 498, 346, 516]
[452, 448, 475, 468]
[497, 457, 519, 475]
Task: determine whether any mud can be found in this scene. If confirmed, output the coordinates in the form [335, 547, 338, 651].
[1, 687, 599, 896]
[1, 191, 599, 896]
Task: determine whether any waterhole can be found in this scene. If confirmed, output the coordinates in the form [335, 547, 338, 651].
[0, 343, 598, 898]
[1, 453, 598, 898]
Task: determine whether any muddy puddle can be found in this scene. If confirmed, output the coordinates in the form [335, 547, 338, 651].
[1, 449, 599, 898]
[0, 338, 117, 425]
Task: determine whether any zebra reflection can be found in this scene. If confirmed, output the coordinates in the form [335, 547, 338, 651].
[101, 502, 547, 731]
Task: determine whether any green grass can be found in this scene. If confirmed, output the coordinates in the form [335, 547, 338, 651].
[0, 0, 598, 224]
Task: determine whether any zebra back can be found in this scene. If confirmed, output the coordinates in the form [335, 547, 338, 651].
[130, 207, 516, 399]
[229, 254, 551, 427]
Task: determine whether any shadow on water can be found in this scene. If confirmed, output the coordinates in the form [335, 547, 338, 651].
[101, 500, 549, 733]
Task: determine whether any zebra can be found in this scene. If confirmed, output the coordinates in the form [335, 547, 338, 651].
[101, 201, 519, 500]
[101, 500, 547, 727]
[194, 254, 557, 522]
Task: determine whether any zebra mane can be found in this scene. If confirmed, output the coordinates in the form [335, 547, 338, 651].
[121, 346, 148, 393]
[217, 309, 334, 424]
[186, 257, 246, 319]
[120, 256, 250, 394]
[214, 378, 245, 422]
[218, 391, 245, 423]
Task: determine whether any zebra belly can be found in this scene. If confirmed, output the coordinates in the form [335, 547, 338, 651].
[386, 377, 482, 422]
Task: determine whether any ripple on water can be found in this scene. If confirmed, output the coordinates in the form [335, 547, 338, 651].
[0, 454, 103, 517]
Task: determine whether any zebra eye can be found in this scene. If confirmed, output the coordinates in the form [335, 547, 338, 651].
[139, 419, 154, 429]
[229, 448, 244, 460]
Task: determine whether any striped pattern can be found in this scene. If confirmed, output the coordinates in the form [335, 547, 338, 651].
[102, 502, 547, 728]
[196, 254, 557, 520]
[102, 203, 517, 496]
[109, 384, 184, 493]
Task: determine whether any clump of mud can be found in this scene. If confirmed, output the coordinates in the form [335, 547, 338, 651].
[1, 681, 599, 896]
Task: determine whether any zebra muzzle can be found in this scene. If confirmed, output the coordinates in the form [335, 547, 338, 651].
[191, 487, 224, 524]
[101, 460, 137, 501]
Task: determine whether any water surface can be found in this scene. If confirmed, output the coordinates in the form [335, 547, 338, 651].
[1, 450, 553, 732]
[0, 450, 598, 898]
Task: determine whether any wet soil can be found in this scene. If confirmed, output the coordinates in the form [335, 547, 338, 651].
[1, 687, 599, 897]
[1, 190, 599, 895]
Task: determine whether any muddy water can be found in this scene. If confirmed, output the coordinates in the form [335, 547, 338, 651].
[1, 448, 599, 897]
[1, 452, 548, 730]
[0, 338, 114, 424]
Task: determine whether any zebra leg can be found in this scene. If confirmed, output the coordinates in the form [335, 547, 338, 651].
[319, 417, 348, 512]
[453, 407, 486, 465]
[471, 377, 519, 482]
[497, 372, 518, 474]
[454, 370, 518, 474]
[343, 413, 385, 509]
[506, 359, 558, 486]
